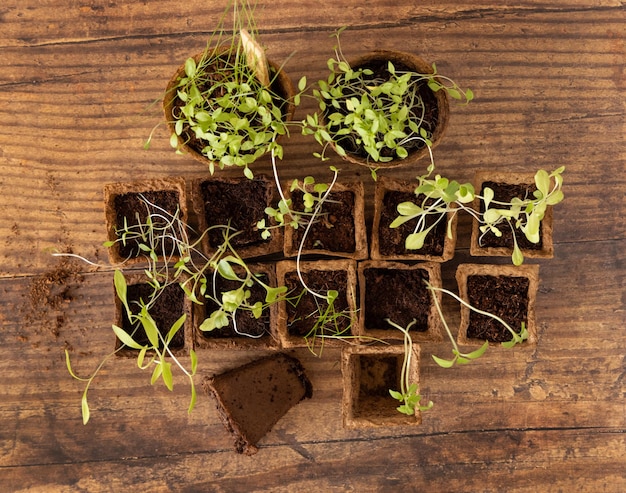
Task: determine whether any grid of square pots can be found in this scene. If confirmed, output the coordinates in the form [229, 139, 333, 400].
[104, 168, 550, 430]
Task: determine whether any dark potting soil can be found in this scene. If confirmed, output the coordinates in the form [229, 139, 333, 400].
[378, 190, 447, 256]
[466, 274, 530, 342]
[201, 274, 270, 339]
[478, 181, 543, 250]
[290, 190, 356, 254]
[113, 190, 181, 259]
[325, 59, 439, 160]
[283, 269, 351, 338]
[362, 267, 431, 331]
[204, 353, 312, 455]
[199, 178, 272, 249]
[119, 282, 186, 350]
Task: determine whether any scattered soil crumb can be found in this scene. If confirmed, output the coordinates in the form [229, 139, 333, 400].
[23, 253, 84, 337]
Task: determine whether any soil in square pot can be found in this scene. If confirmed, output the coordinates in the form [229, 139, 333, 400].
[283, 181, 367, 260]
[371, 177, 457, 262]
[342, 344, 422, 428]
[191, 175, 283, 259]
[357, 260, 443, 343]
[324, 50, 449, 169]
[193, 263, 279, 350]
[204, 353, 312, 455]
[456, 263, 539, 346]
[275, 259, 358, 349]
[104, 178, 187, 266]
[470, 171, 554, 260]
[114, 272, 192, 357]
[163, 48, 296, 169]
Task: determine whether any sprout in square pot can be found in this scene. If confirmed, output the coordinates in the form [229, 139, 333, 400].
[103, 178, 188, 266]
[456, 263, 540, 347]
[371, 176, 457, 262]
[275, 259, 358, 353]
[191, 174, 283, 259]
[357, 260, 443, 343]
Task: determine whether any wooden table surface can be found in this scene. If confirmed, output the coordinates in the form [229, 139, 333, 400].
[1, 1, 624, 491]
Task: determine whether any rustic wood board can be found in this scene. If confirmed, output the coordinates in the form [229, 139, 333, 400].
[1, 1, 624, 491]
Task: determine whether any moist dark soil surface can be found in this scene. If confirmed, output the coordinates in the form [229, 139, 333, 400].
[284, 269, 351, 338]
[290, 190, 356, 254]
[119, 282, 185, 350]
[202, 274, 271, 339]
[325, 58, 439, 160]
[478, 181, 543, 250]
[113, 190, 181, 259]
[362, 267, 431, 331]
[378, 191, 447, 256]
[199, 178, 272, 249]
[466, 274, 530, 342]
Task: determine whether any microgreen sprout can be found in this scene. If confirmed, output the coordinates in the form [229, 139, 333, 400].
[392, 166, 565, 265]
[386, 318, 433, 416]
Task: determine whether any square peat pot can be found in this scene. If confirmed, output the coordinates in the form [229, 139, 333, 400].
[356, 260, 443, 343]
[275, 259, 358, 350]
[371, 176, 457, 262]
[470, 171, 554, 260]
[342, 344, 422, 428]
[456, 263, 540, 347]
[192, 263, 280, 350]
[283, 181, 368, 260]
[104, 178, 188, 266]
[190, 174, 283, 259]
[113, 272, 193, 357]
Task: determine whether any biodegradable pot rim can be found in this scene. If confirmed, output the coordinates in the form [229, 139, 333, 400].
[455, 263, 539, 347]
[370, 176, 457, 262]
[356, 259, 444, 343]
[325, 50, 450, 169]
[113, 271, 194, 357]
[191, 262, 280, 350]
[470, 170, 555, 259]
[275, 259, 358, 349]
[163, 47, 297, 168]
[282, 180, 368, 260]
[341, 344, 422, 428]
[103, 177, 188, 266]
[190, 174, 284, 260]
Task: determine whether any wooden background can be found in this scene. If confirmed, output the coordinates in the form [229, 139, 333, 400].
[1, 0, 624, 491]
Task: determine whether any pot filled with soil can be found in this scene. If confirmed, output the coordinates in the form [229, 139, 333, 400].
[103, 178, 188, 266]
[113, 271, 193, 357]
[204, 353, 312, 455]
[342, 344, 422, 428]
[455, 263, 539, 346]
[275, 259, 358, 351]
[356, 260, 443, 343]
[283, 180, 367, 260]
[193, 263, 279, 350]
[470, 171, 555, 261]
[163, 45, 296, 175]
[370, 176, 457, 261]
[191, 174, 283, 259]
[310, 49, 450, 169]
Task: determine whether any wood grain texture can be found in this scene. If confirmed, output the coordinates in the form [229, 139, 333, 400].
[1, 0, 624, 491]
